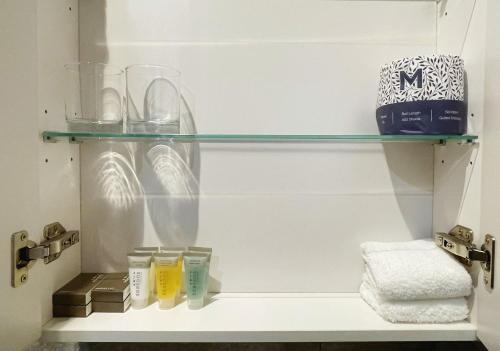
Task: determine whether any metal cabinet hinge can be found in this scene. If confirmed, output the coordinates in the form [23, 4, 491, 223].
[11, 222, 79, 288]
[435, 225, 495, 292]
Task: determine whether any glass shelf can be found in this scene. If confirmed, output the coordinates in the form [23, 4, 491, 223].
[42, 131, 478, 144]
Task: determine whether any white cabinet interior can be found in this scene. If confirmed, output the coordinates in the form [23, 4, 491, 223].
[46, 0, 488, 342]
[1, 0, 499, 349]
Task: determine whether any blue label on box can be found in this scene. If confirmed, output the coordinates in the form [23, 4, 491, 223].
[376, 100, 467, 135]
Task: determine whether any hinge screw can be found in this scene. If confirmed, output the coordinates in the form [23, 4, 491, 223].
[20, 274, 27, 283]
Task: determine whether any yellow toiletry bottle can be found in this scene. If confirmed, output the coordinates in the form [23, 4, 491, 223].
[153, 253, 180, 309]
[160, 247, 184, 301]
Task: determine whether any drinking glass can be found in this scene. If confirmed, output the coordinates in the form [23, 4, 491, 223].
[126, 64, 181, 133]
[65, 62, 124, 132]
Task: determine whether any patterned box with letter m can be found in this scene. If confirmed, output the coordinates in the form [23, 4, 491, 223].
[376, 55, 466, 135]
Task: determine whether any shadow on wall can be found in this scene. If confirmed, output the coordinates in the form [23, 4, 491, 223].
[139, 94, 201, 248]
[383, 142, 477, 241]
[80, 0, 109, 63]
[84, 141, 145, 271]
[79, 2, 201, 271]
[83, 95, 200, 272]
[383, 143, 435, 240]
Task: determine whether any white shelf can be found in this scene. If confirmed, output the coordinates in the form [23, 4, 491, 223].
[42, 293, 476, 343]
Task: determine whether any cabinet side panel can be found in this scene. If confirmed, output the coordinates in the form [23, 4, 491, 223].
[0, 1, 42, 349]
[435, 0, 486, 327]
[477, 0, 500, 348]
[37, 0, 81, 324]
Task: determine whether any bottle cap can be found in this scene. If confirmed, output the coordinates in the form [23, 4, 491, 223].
[158, 297, 176, 309]
[131, 298, 149, 310]
[187, 298, 204, 309]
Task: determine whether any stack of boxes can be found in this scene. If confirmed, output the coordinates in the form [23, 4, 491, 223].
[53, 273, 130, 317]
[92, 273, 131, 313]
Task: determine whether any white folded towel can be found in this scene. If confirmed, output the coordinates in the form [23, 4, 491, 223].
[361, 239, 472, 300]
[360, 274, 469, 323]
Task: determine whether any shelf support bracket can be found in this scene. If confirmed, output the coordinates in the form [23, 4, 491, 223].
[43, 135, 57, 143]
[435, 225, 495, 291]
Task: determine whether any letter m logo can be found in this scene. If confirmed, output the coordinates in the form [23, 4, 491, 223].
[399, 68, 423, 91]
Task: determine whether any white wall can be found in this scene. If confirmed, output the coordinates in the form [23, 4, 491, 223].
[79, 0, 436, 292]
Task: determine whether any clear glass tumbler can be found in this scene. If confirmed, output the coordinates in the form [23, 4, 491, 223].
[65, 62, 124, 132]
[126, 64, 181, 134]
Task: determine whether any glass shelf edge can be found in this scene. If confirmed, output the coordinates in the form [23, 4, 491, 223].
[42, 131, 478, 144]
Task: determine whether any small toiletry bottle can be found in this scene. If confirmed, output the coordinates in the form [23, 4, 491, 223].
[183, 252, 210, 309]
[187, 247, 212, 299]
[127, 253, 152, 309]
[134, 247, 159, 302]
[154, 253, 180, 309]
[159, 247, 184, 301]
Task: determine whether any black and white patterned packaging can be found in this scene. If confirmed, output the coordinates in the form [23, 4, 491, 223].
[376, 55, 467, 135]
